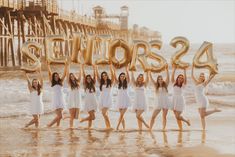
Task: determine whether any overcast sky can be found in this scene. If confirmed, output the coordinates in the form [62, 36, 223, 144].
[58, 0, 235, 43]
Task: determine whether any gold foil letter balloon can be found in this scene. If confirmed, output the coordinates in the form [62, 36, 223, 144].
[82, 34, 96, 66]
[129, 40, 151, 72]
[20, 42, 42, 73]
[108, 39, 131, 69]
[193, 41, 218, 74]
[45, 35, 67, 64]
[71, 32, 83, 64]
[95, 34, 111, 65]
[170, 36, 190, 69]
[148, 40, 167, 73]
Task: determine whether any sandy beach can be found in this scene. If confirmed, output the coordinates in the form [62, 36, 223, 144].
[0, 43, 235, 157]
[0, 104, 235, 157]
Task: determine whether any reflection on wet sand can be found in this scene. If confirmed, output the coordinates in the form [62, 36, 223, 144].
[1, 119, 234, 157]
[177, 131, 183, 147]
[163, 131, 168, 147]
[201, 130, 206, 144]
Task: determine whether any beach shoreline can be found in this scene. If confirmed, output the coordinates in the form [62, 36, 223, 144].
[0, 103, 235, 157]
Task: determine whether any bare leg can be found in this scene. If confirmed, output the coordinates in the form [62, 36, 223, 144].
[149, 109, 161, 130]
[47, 108, 63, 127]
[174, 111, 190, 129]
[34, 115, 39, 128]
[56, 109, 63, 127]
[88, 119, 92, 129]
[80, 110, 95, 122]
[75, 108, 80, 127]
[25, 119, 35, 128]
[116, 108, 127, 130]
[80, 110, 95, 129]
[102, 107, 111, 129]
[162, 109, 168, 131]
[122, 118, 125, 130]
[198, 107, 221, 130]
[88, 111, 95, 129]
[136, 110, 142, 131]
[174, 110, 182, 131]
[136, 110, 149, 129]
[203, 107, 221, 117]
[69, 108, 75, 128]
[25, 115, 39, 128]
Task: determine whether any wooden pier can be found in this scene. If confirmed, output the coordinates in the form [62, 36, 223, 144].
[0, 0, 161, 70]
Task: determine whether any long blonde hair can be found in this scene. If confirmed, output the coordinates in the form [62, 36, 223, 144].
[155, 75, 168, 92]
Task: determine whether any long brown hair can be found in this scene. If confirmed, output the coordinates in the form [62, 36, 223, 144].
[135, 74, 144, 87]
[118, 73, 127, 89]
[32, 79, 42, 95]
[84, 74, 96, 93]
[155, 75, 168, 92]
[69, 73, 79, 90]
[51, 72, 62, 87]
[100, 71, 112, 91]
[174, 74, 184, 88]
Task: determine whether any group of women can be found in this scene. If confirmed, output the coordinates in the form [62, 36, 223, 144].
[24, 62, 221, 131]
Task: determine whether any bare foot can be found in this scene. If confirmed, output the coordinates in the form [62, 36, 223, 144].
[105, 127, 113, 131]
[186, 120, 191, 126]
[46, 124, 52, 128]
[145, 124, 150, 129]
[214, 108, 221, 112]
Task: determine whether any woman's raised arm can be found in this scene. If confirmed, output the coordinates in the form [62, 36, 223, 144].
[25, 72, 32, 92]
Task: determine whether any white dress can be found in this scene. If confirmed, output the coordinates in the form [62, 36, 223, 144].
[155, 87, 170, 109]
[67, 88, 81, 109]
[83, 89, 98, 112]
[52, 84, 66, 109]
[116, 87, 131, 109]
[99, 85, 112, 109]
[195, 84, 209, 108]
[172, 85, 186, 112]
[30, 91, 44, 115]
[132, 86, 147, 111]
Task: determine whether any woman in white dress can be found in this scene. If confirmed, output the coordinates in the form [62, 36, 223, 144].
[47, 62, 68, 127]
[114, 66, 131, 131]
[191, 68, 221, 130]
[131, 71, 150, 130]
[66, 65, 82, 128]
[149, 65, 170, 131]
[80, 65, 98, 129]
[95, 65, 115, 129]
[171, 67, 190, 130]
[24, 69, 44, 128]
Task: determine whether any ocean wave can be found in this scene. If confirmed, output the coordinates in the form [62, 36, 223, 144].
[0, 79, 235, 118]
[207, 82, 235, 95]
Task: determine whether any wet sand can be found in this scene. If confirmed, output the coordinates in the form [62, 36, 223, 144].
[0, 105, 235, 157]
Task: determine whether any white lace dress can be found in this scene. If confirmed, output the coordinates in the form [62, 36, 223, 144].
[83, 89, 98, 112]
[132, 86, 147, 111]
[172, 85, 186, 112]
[67, 87, 81, 109]
[116, 87, 131, 109]
[99, 85, 112, 109]
[29, 91, 44, 115]
[195, 84, 209, 108]
[52, 85, 66, 109]
[155, 87, 170, 109]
